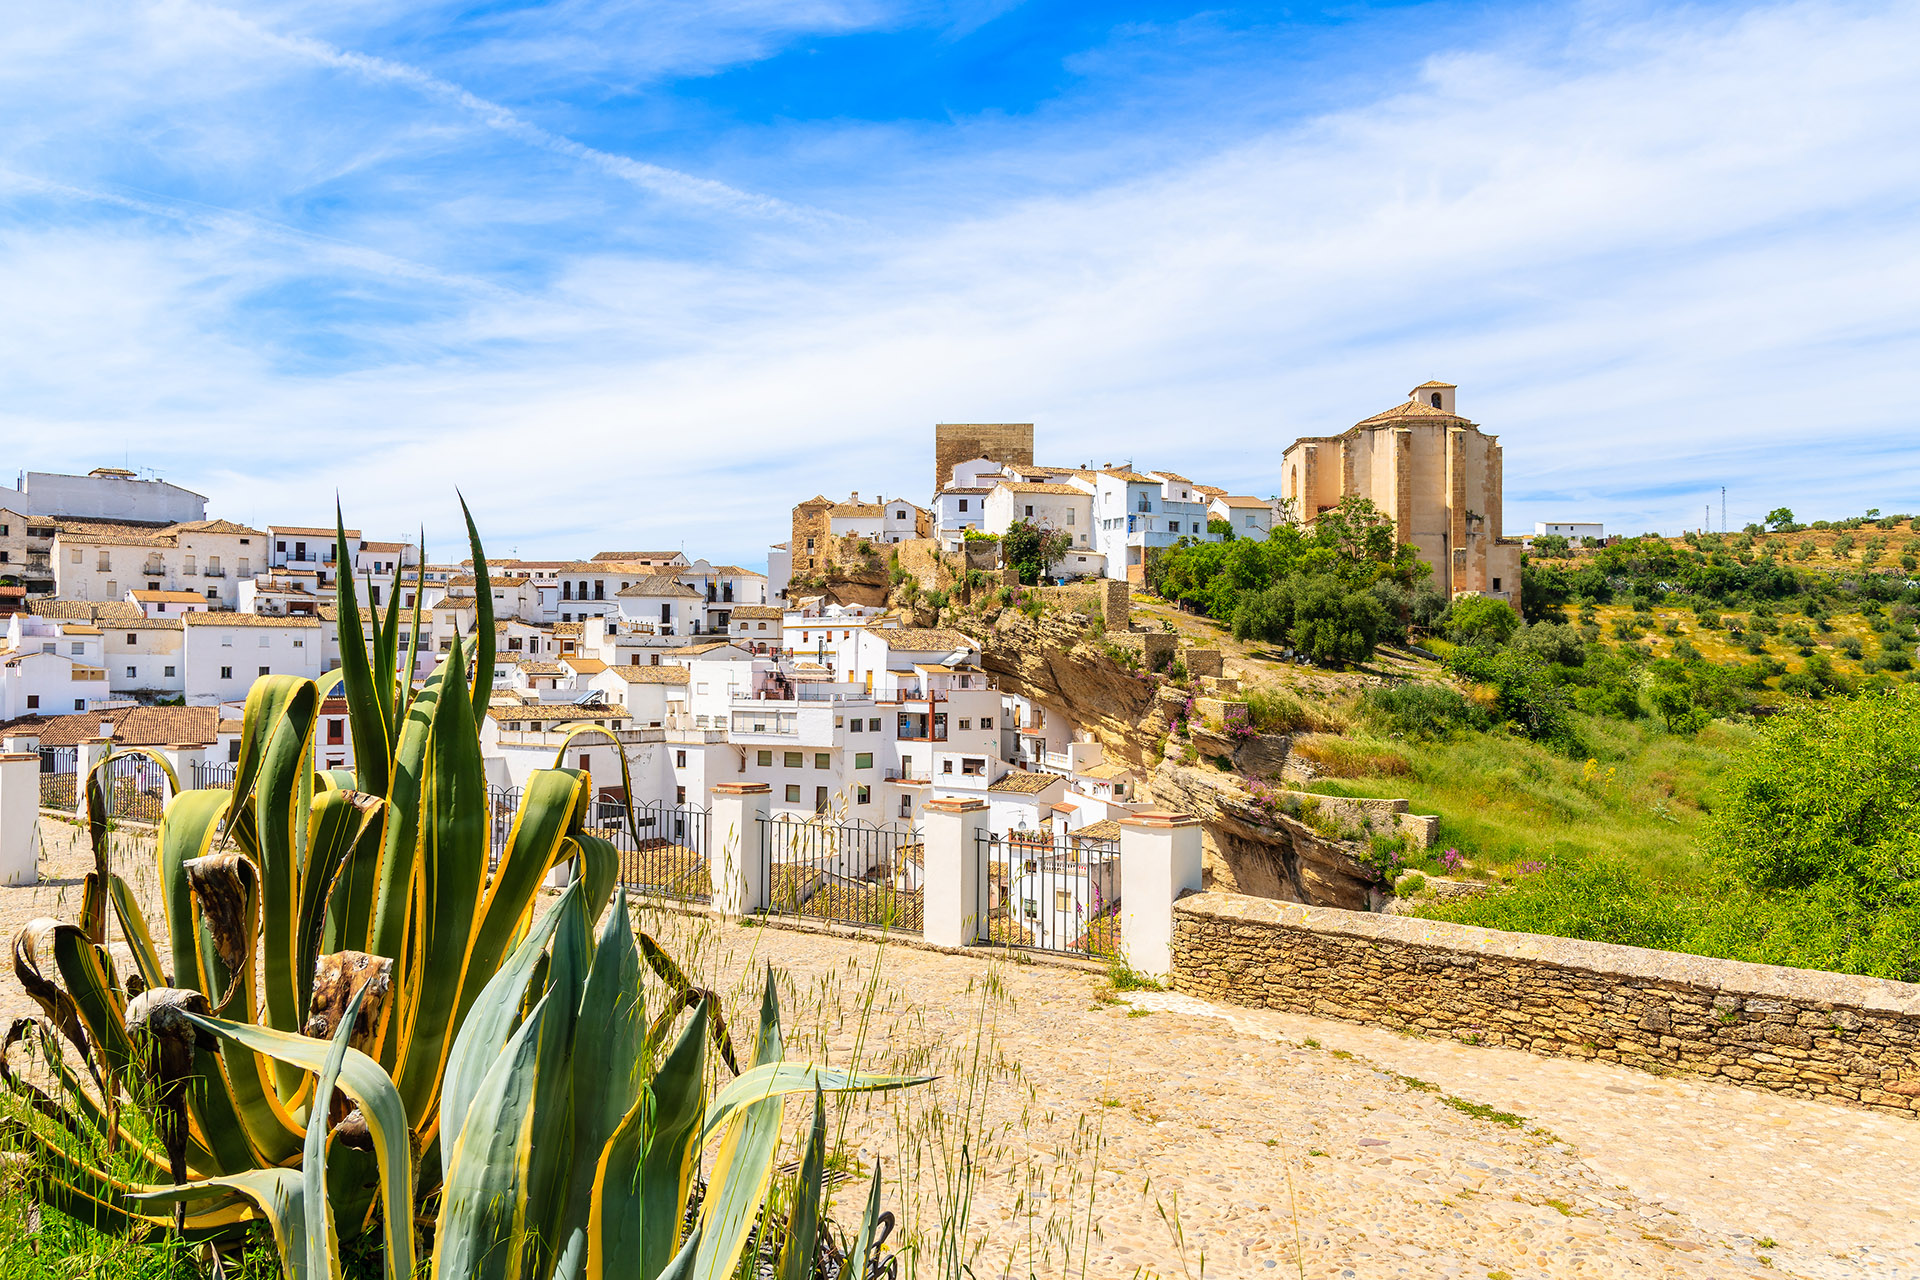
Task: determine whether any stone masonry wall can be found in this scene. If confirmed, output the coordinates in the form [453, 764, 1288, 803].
[1035, 579, 1130, 631]
[1172, 892, 1920, 1116]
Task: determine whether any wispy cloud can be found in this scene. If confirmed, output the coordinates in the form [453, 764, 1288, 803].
[0, 0, 1916, 559]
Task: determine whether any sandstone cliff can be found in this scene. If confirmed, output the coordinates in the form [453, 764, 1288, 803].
[973, 608, 1384, 909]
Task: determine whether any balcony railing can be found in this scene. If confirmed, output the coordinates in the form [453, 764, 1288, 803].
[203, 567, 226, 578]
[884, 767, 928, 782]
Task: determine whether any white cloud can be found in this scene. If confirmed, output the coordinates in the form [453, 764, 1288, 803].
[0, 0, 1916, 560]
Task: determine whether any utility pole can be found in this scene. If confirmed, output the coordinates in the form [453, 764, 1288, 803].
[1720, 487, 1726, 533]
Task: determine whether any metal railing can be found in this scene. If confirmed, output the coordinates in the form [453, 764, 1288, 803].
[99, 752, 167, 825]
[192, 760, 239, 790]
[975, 829, 1121, 957]
[759, 814, 922, 933]
[38, 747, 76, 809]
[883, 767, 926, 782]
[486, 785, 523, 866]
[590, 799, 710, 903]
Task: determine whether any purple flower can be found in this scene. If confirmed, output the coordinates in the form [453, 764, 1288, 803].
[1441, 848, 1464, 873]
[1519, 860, 1546, 875]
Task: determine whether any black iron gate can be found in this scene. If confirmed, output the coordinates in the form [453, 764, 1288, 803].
[758, 814, 922, 932]
[593, 798, 711, 903]
[975, 828, 1121, 957]
[38, 747, 76, 810]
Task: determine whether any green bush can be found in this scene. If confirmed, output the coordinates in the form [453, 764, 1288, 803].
[1509, 621, 1586, 667]
[1442, 595, 1521, 646]
[1359, 681, 1491, 738]
[1232, 574, 1391, 665]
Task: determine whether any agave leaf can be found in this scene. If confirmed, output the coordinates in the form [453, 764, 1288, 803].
[106, 872, 167, 993]
[691, 1074, 786, 1280]
[302, 981, 364, 1280]
[777, 1085, 828, 1280]
[460, 769, 587, 1021]
[588, 1000, 708, 1280]
[13, 917, 95, 1069]
[638, 932, 739, 1074]
[301, 791, 380, 1017]
[701, 1063, 932, 1145]
[129, 1168, 308, 1278]
[460, 492, 496, 732]
[835, 1163, 885, 1280]
[187, 1007, 415, 1280]
[321, 792, 389, 956]
[157, 788, 231, 999]
[391, 636, 491, 1124]
[334, 504, 392, 798]
[438, 879, 582, 1172]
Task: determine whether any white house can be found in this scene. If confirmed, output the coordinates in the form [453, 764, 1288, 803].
[54, 519, 267, 608]
[1208, 495, 1274, 538]
[127, 589, 209, 619]
[981, 482, 1097, 577]
[1534, 522, 1605, 542]
[614, 575, 704, 637]
[6, 468, 206, 524]
[180, 613, 323, 706]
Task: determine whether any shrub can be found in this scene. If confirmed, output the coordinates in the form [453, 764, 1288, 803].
[1441, 595, 1521, 646]
[1509, 621, 1586, 667]
[1242, 684, 1351, 734]
[1359, 681, 1491, 738]
[1447, 646, 1584, 751]
[1233, 574, 1391, 666]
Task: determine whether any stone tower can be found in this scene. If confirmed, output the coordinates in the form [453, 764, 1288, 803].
[1280, 383, 1522, 607]
[934, 423, 1034, 492]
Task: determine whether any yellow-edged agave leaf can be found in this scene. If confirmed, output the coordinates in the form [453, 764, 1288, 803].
[301, 790, 381, 1025]
[45, 923, 132, 1079]
[321, 794, 389, 956]
[835, 1163, 886, 1280]
[157, 788, 231, 996]
[184, 851, 304, 1167]
[130, 1168, 308, 1278]
[460, 493, 496, 732]
[241, 675, 320, 1096]
[459, 769, 587, 1017]
[302, 982, 364, 1280]
[549, 724, 647, 849]
[700, 1062, 931, 1144]
[334, 506, 392, 798]
[13, 917, 96, 1069]
[390, 632, 490, 1123]
[777, 1085, 828, 1280]
[105, 873, 167, 993]
[370, 661, 447, 968]
[587, 997, 707, 1280]
[438, 878, 583, 1176]
[187, 1007, 415, 1280]
[691, 1075, 785, 1280]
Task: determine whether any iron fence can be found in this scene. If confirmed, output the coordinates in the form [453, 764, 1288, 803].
[38, 747, 76, 810]
[487, 785, 523, 867]
[590, 799, 711, 903]
[192, 760, 239, 791]
[99, 752, 169, 825]
[758, 814, 922, 933]
[975, 828, 1122, 958]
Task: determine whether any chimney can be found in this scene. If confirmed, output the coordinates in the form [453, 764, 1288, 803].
[100, 719, 115, 740]
[850, 491, 860, 503]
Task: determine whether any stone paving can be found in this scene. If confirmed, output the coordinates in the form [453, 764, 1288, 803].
[5, 819, 1916, 1278]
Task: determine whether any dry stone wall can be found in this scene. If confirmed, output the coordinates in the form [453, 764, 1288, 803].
[1034, 579, 1130, 631]
[1172, 892, 1920, 1116]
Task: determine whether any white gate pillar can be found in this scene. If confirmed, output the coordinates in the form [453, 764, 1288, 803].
[0, 753, 40, 885]
[921, 797, 989, 948]
[1119, 808, 1204, 980]
[709, 782, 771, 917]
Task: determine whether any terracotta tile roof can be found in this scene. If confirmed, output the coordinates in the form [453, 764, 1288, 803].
[1193, 484, 1228, 497]
[989, 770, 1064, 795]
[1411, 380, 1457, 390]
[874, 628, 975, 652]
[183, 612, 321, 628]
[828, 504, 885, 519]
[1074, 819, 1123, 841]
[56, 522, 174, 547]
[130, 590, 206, 603]
[28, 600, 142, 622]
[34, 704, 219, 747]
[108, 618, 184, 632]
[709, 565, 765, 578]
[1078, 761, 1134, 781]
[486, 704, 630, 724]
[360, 540, 408, 552]
[169, 519, 267, 536]
[269, 526, 359, 538]
[448, 574, 531, 588]
[939, 487, 992, 495]
[1216, 495, 1271, 508]
[665, 641, 741, 655]
[1149, 471, 1193, 483]
[1356, 399, 1468, 427]
[514, 660, 566, 675]
[563, 657, 607, 674]
[592, 551, 686, 562]
[553, 623, 583, 637]
[614, 576, 700, 598]
[730, 605, 782, 619]
[604, 665, 691, 684]
[1099, 470, 1159, 484]
[1003, 483, 1085, 496]
[59, 624, 102, 635]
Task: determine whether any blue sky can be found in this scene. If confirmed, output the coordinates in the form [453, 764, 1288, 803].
[2, 0, 1917, 566]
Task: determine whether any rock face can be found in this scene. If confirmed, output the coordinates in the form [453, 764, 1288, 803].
[975, 612, 1384, 909]
[1148, 763, 1382, 910]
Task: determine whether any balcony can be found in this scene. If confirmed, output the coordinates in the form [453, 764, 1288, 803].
[203, 567, 226, 578]
[884, 767, 928, 783]
[494, 726, 663, 748]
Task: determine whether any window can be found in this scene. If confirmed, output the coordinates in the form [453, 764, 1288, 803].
[164, 665, 174, 677]
[900, 796, 912, 818]
[1066, 510, 1074, 524]
[676, 750, 687, 767]
[97, 553, 110, 570]
[855, 752, 872, 769]
[814, 753, 830, 769]
[327, 720, 344, 744]
[856, 785, 871, 805]
[815, 786, 829, 812]
[125, 632, 136, 643]
[276, 541, 286, 552]
[221, 666, 233, 679]
[25, 695, 37, 709]
[1055, 889, 1071, 913]
[848, 718, 862, 734]
[980, 717, 993, 729]
[74, 699, 83, 710]
[1024, 505, 1033, 517]
[942, 759, 953, 774]
[293, 639, 304, 648]
[258, 666, 270, 676]
[676, 785, 687, 804]
[126, 666, 136, 679]
[784, 751, 803, 768]
[69, 642, 83, 655]
[757, 749, 773, 766]
[784, 784, 801, 803]
[962, 758, 985, 776]
[869, 717, 881, 731]
[957, 499, 968, 512]
[1492, 577, 1502, 591]
[959, 719, 971, 730]
[70, 548, 81, 564]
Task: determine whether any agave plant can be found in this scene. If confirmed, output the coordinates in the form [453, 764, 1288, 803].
[1, 504, 924, 1275]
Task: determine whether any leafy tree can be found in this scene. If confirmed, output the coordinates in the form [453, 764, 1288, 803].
[1447, 646, 1582, 751]
[1232, 574, 1390, 665]
[1766, 507, 1796, 530]
[1207, 517, 1235, 540]
[1002, 519, 1072, 585]
[1442, 594, 1521, 646]
[1531, 533, 1571, 556]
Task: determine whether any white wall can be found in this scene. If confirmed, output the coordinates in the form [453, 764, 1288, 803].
[181, 623, 324, 706]
[21, 472, 205, 523]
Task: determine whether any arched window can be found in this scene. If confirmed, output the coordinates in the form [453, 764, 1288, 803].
[1430, 393, 1443, 408]
[1289, 465, 1298, 502]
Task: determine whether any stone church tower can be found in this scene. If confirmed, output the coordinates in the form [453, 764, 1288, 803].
[1281, 382, 1522, 607]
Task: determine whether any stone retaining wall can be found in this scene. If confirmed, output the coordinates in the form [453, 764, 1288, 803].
[1171, 892, 1920, 1115]
[1035, 579, 1130, 631]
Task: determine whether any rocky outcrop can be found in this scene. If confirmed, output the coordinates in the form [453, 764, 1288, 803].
[976, 611, 1171, 764]
[1148, 763, 1383, 910]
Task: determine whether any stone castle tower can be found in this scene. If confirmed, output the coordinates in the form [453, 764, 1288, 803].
[934, 423, 1034, 491]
